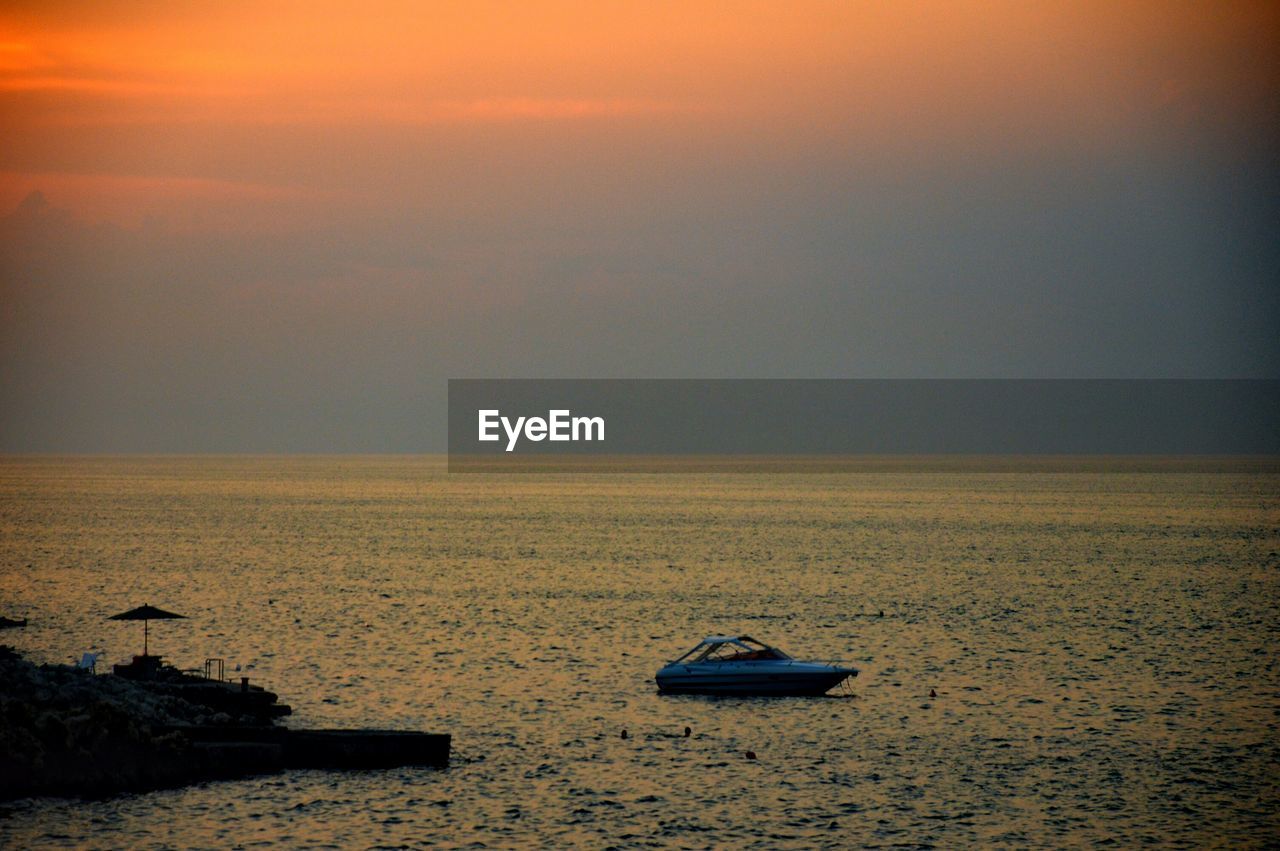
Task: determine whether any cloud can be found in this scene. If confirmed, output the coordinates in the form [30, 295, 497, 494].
[3, 154, 1277, 453]
[0, 171, 325, 230]
[0, 40, 52, 72]
[431, 97, 690, 121]
[0, 74, 211, 95]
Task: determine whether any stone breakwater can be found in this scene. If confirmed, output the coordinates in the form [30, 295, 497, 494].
[0, 645, 289, 800]
[0, 647, 450, 801]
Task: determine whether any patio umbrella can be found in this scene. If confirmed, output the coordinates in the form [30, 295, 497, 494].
[108, 604, 187, 657]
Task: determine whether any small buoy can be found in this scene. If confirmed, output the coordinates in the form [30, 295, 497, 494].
[683, 726, 691, 738]
[929, 689, 937, 698]
[745, 750, 757, 760]
[620, 729, 628, 740]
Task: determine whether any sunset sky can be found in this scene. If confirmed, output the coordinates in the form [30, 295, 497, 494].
[2, 1, 1277, 451]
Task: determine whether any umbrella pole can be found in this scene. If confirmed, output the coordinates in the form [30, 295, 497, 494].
[144, 619, 148, 656]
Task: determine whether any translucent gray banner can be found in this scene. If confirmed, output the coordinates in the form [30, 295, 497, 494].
[447, 379, 1279, 472]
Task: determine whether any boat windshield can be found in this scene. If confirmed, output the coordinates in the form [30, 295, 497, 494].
[673, 636, 792, 664]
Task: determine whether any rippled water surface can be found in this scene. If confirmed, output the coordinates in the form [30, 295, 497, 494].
[1, 456, 1277, 848]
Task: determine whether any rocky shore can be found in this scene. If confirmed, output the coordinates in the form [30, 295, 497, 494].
[0, 646, 281, 800]
[0, 646, 450, 802]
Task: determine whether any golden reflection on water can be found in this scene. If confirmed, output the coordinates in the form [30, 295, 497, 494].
[0, 456, 1277, 848]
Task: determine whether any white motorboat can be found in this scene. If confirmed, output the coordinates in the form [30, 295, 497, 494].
[655, 635, 858, 696]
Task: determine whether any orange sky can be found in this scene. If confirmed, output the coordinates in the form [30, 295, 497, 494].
[1, 2, 1277, 449]
[3, 1, 1275, 225]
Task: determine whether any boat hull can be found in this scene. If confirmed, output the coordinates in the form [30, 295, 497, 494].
[656, 663, 857, 696]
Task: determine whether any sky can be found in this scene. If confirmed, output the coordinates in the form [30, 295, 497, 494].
[1, 1, 1277, 451]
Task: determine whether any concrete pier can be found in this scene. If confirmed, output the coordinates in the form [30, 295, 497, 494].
[286, 730, 451, 769]
[169, 725, 451, 773]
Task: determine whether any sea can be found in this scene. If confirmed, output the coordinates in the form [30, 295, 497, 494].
[0, 455, 1276, 849]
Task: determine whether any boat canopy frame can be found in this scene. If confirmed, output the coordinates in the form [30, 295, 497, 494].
[670, 635, 793, 664]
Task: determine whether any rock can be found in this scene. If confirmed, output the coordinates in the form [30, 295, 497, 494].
[0, 646, 280, 801]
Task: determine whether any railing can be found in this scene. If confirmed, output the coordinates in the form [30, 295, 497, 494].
[203, 657, 225, 682]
